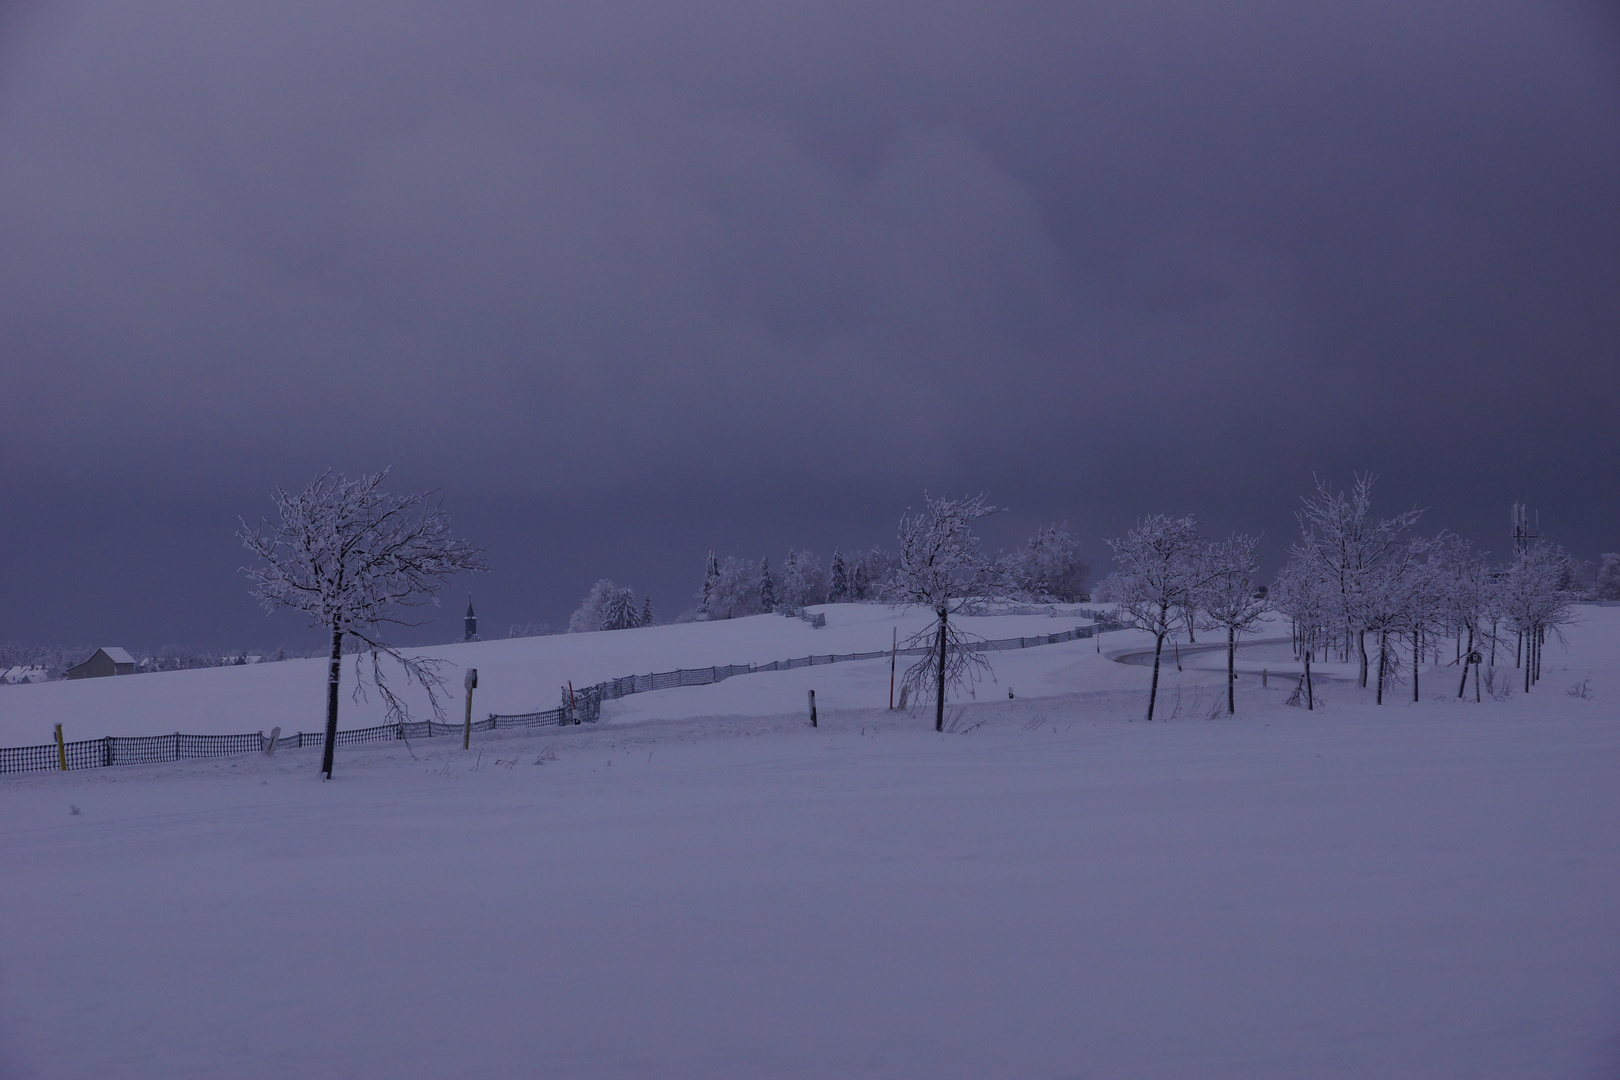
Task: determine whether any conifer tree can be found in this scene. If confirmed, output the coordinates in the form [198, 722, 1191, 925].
[829, 548, 850, 602]
[759, 557, 776, 612]
[701, 551, 721, 618]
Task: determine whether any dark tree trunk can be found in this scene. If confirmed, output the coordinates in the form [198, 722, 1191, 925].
[1412, 628, 1420, 702]
[322, 624, 343, 778]
[1227, 625, 1236, 715]
[935, 607, 948, 733]
[1146, 632, 1166, 721]
[1458, 626, 1474, 699]
[1358, 630, 1369, 688]
[1376, 631, 1386, 705]
[1304, 649, 1314, 710]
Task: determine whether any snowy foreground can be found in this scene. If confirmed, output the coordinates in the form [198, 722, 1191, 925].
[2, 607, 1617, 1079]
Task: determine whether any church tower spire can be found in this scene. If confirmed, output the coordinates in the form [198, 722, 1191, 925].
[464, 595, 479, 643]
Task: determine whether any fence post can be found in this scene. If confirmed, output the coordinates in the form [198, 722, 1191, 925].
[103, 735, 113, 767]
[808, 689, 817, 727]
[55, 724, 67, 770]
[174, 732, 181, 761]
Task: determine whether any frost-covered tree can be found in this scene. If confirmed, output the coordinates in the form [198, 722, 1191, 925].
[1271, 555, 1333, 709]
[602, 585, 642, 631]
[1598, 553, 1620, 601]
[706, 556, 761, 619]
[640, 595, 654, 627]
[1012, 523, 1091, 602]
[892, 494, 1006, 731]
[1291, 476, 1423, 689]
[239, 469, 486, 778]
[1108, 514, 1211, 721]
[828, 549, 851, 602]
[1498, 542, 1577, 692]
[1437, 541, 1493, 698]
[571, 580, 645, 632]
[1196, 533, 1267, 714]
[758, 558, 776, 613]
[699, 552, 721, 619]
[1365, 536, 1443, 704]
[778, 549, 827, 608]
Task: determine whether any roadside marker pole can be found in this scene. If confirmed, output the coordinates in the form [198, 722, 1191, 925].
[808, 689, 817, 728]
[55, 724, 66, 771]
[463, 668, 478, 749]
[889, 627, 897, 709]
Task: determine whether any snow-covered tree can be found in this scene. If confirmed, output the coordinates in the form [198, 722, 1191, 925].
[778, 549, 827, 608]
[1196, 533, 1268, 714]
[1271, 555, 1333, 709]
[1012, 523, 1091, 602]
[1598, 553, 1620, 601]
[569, 578, 639, 632]
[892, 494, 1006, 731]
[707, 556, 761, 619]
[1108, 514, 1211, 721]
[1365, 536, 1444, 704]
[699, 552, 721, 619]
[640, 595, 654, 627]
[1291, 475, 1423, 689]
[239, 469, 486, 778]
[759, 558, 776, 613]
[1498, 542, 1577, 692]
[1436, 541, 1493, 698]
[828, 549, 851, 603]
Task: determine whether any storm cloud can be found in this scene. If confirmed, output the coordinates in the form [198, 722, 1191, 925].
[1, 0, 1615, 648]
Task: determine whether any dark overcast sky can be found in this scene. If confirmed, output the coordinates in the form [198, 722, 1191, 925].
[1, 0, 1616, 651]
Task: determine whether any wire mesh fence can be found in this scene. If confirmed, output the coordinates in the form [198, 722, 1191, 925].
[2, 614, 1116, 776]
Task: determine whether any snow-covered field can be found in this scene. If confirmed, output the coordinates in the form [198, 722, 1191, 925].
[2, 606, 1617, 1079]
[0, 605, 1094, 743]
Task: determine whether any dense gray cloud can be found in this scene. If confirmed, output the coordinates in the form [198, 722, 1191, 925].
[0, 1, 1616, 648]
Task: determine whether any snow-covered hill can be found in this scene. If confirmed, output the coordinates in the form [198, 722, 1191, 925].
[1, 606, 1616, 1078]
[0, 604, 1104, 744]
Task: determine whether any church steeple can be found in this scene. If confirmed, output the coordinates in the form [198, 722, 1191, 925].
[464, 595, 479, 643]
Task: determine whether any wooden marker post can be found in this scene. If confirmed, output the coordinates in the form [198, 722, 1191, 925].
[808, 689, 817, 728]
[889, 627, 897, 709]
[55, 723, 67, 771]
[463, 668, 478, 749]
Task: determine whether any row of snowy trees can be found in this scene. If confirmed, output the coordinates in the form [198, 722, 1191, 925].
[696, 547, 894, 620]
[1273, 477, 1577, 704]
[1101, 517, 1266, 720]
[693, 525, 1091, 622]
[1101, 476, 1584, 721]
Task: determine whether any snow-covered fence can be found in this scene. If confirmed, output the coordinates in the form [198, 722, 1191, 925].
[0, 621, 1105, 776]
[494, 622, 1101, 719]
[774, 606, 828, 629]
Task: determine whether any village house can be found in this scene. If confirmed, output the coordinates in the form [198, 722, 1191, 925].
[65, 647, 138, 680]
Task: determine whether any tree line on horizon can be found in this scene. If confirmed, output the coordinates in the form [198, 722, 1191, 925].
[566, 523, 1094, 635]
